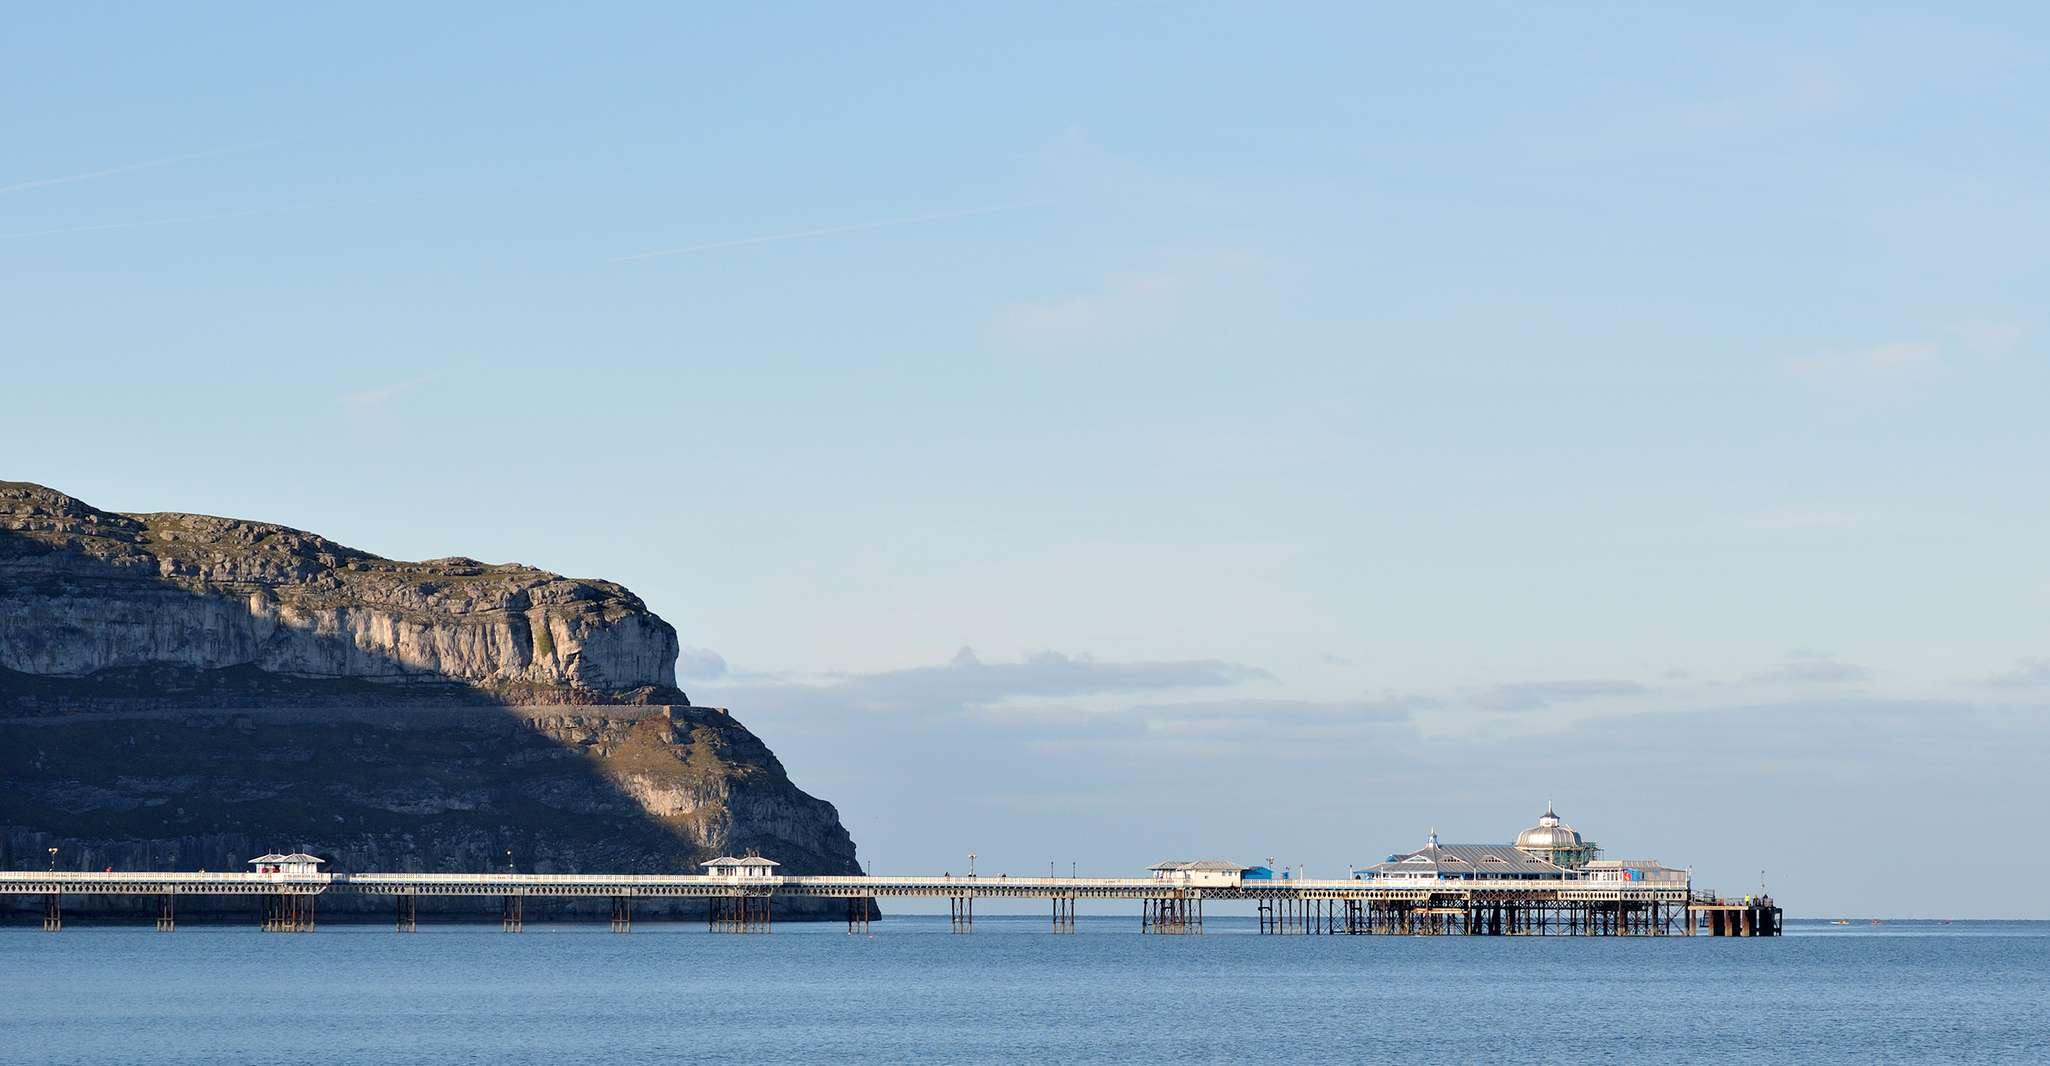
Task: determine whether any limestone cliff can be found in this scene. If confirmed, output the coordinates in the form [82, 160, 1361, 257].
[0, 482, 865, 920]
[0, 481, 677, 701]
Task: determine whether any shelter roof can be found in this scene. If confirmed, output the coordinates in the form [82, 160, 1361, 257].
[1369, 843, 1571, 875]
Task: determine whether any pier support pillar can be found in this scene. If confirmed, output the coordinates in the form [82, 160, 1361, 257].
[261, 892, 316, 933]
[847, 897, 873, 934]
[1051, 895, 1076, 933]
[501, 893, 524, 933]
[41, 892, 60, 933]
[156, 893, 175, 932]
[949, 894, 973, 934]
[610, 894, 633, 933]
[710, 892, 771, 933]
[1143, 894, 1200, 934]
[396, 894, 418, 933]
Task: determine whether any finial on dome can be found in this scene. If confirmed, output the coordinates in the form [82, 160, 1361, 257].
[1427, 827, 1438, 848]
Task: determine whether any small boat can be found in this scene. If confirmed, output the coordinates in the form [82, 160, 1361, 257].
[1830, 920, 1851, 926]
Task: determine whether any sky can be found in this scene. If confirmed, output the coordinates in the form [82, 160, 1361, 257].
[4, 3, 2047, 916]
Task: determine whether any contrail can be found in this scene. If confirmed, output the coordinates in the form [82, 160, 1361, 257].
[612, 202, 1032, 263]
[0, 142, 278, 196]
[0, 204, 306, 242]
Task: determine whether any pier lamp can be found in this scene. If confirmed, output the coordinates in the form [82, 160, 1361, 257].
[968, 852, 976, 878]
[48, 847, 58, 872]
[506, 849, 515, 874]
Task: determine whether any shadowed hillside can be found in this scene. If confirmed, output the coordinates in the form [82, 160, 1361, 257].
[0, 481, 864, 922]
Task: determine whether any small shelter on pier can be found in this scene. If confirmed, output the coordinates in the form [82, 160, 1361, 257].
[249, 853, 326, 876]
[702, 855, 780, 879]
[1147, 860, 1249, 887]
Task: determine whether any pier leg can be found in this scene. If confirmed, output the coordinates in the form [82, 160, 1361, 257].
[396, 894, 418, 933]
[950, 895, 972, 934]
[1144, 895, 1200, 935]
[611, 894, 633, 933]
[501, 893, 523, 933]
[265, 892, 314, 933]
[848, 897, 873, 934]
[156, 893, 175, 932]
[1049, 895, 1075, 933]
[42, 892, 60, 933]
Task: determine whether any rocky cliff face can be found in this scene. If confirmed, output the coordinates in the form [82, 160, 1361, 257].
[0, 481, 678, 700]
[0, 482, 865, 920]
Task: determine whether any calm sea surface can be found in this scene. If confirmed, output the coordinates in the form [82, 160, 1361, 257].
[3, 917, 2044, 1065]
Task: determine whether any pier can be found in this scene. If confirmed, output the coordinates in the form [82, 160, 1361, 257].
[2, 807, 1781, 938]
[0, 868, 1779, 937]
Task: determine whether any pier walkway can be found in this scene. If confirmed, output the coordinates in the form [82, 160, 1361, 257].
[0, 868, 1779, 937]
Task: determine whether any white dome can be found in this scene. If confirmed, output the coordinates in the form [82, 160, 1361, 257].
[1514, 804, 1584, 850]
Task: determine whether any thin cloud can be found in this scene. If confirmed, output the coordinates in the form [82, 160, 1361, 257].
[1787, 340, 1941, 396]
[1987, 657, 2050, 688]
[1003, 271, 1179, 342]
[0, 204, 306, 242]
[1471, 679, 1648, 712]
[612, 203, 1031, 263]
[826, 647, 1270, 709]
[1750, 651, 1870, 684]
[339, 378, 430, 423]
[694, 647, 1272, 716]
[677, 647, 729, 681]
[1957, 319, 2024, 356]
[0, 142, 276, 196]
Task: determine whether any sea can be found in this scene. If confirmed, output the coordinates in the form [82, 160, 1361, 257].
[2, 917, 2044, 1065]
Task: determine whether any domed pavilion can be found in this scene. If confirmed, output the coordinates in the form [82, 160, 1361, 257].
[1512, 803, 1599, 869]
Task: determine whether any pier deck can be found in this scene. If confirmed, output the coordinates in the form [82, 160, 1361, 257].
[0, 870, 1778, 936]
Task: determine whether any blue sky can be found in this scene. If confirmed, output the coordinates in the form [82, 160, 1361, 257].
[6, 4, 2047, 915]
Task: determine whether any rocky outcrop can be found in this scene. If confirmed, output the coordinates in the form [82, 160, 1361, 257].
[0, 482, 866, 920]
[0, 481, 678, 700]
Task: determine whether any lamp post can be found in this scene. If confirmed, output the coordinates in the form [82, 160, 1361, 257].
[968, 852, 977, 878]
[47, 847, 57, 873]
[505, 849, 515, 875]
